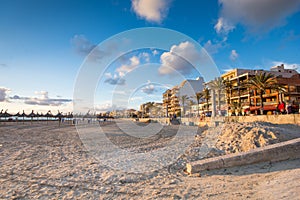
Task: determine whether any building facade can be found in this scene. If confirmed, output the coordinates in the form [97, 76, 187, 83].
[140, 102, 163, 117]
[221, 64, 300, 114]
[162, 77, 204, 117]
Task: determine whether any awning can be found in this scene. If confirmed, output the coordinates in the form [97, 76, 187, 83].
[250, 105, 276, 111]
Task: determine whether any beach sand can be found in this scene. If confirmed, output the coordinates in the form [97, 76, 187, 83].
[0, 121, 299, 199]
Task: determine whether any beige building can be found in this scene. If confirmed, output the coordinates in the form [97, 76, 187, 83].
[162, 87, 180, 117]
[163, 77, 204, 117]
[140, 102, 163, 117]
[221, 64, 300, 114]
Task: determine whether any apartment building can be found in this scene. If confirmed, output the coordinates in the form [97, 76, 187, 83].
[162, 77, 204, 117]
[221, 64, 300, 114]
[140, 102, 163, 117]
[162, 87, 180, 117]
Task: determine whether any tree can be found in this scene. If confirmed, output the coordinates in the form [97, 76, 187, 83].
[188, 99, 195, 118]
[195, 92, 204, 117]
[180, 95, 189, 117]
[209, 77, 225, 115]
[245, 72, 278, 115]
[230, 101, 242, 116]
[274, 84, 287, 102]
[202, 88, 210, 113]
[223, 79, 233, 113]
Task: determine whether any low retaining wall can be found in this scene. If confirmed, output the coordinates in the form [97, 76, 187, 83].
[186, 137, 300, 174]
[224, 114, 300, 125]
[129, 114, 300, 127]
[174, 114, 300, 126]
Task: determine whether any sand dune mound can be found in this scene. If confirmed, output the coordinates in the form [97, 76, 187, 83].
[186, 122, 300, 161]
[215, 122, 300, 154]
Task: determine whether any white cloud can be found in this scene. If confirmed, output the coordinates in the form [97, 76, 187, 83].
[214, 17, 235, 34]
[216, 0, 300, 34]
[129, 96, 144, 101]
[140, 52, 150, 62]
[9, 91, 72, 106]
[131, 0, 172, 23]
[203, 37, 227, 55]
[34, 91, 49, 100]
[116, 55, 140, 76]
[71, 34, 117, 62]
[0, 87, 10, 102]
[230, 50, 239, 61]
[104, 73, 126, 85]
[105, 55, 142, 85]
[130, 56, 140, 66]
[141, 83, 157, 94]
[272, 61, 300, 71]
[111, 90, 127, 95]
[71, 35, 95, 55]
[159, 41, 199, 75]
[152, 49, 159, 56]
[94, 102, 123, 112]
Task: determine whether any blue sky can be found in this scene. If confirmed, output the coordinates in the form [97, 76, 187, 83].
[1, 0, 300, 113]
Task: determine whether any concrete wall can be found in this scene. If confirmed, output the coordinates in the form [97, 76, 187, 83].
[134, 114, 300, 126]
[181, 114, 300, 126]
[187, 137, 300, 174]
[224, 114, 300, 125]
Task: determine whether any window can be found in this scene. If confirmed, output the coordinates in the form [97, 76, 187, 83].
[290, 86, 296, 92]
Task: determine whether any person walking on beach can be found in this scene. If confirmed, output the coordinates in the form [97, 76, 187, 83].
[278, 101, 285, 114]
[286, 101, 292, 114]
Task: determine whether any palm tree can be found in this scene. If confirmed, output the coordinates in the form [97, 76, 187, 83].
[209, 77, 225, 115]
[195, 92, 203, 117]
[274, 84, 287, 102]
[245, 72, 278, 114]
[223, 79, 233, 114]
[202, 88, 210, 114]
[230, 101, 242, 116]
[188, 99, 195, 118]
[180, 95, 189, 117]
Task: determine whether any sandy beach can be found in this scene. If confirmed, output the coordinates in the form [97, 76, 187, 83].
[0, 121, 299, 199]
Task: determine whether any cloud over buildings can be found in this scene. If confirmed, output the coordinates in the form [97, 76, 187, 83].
[158, 41, 200, 75]
[104, 52, 152, 86]
[94, 102, 125, 112]
[215, 0, 300, 34]
[104, 73, 126, 85]
[131, 0, 172, 23]
[272, 61, 300, 71]
[141, 82, 157, 94]
[116, 56, 140, 77]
